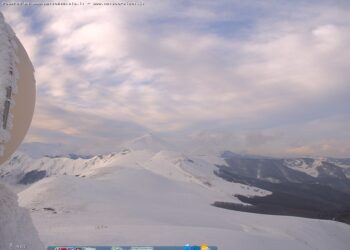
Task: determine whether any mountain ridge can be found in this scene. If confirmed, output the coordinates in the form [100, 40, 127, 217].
[1, 143, 350, 249]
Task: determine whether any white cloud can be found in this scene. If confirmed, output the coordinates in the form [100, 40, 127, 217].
[2, 1, 350, 156]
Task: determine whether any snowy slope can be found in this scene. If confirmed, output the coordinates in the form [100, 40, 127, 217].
[16, 166, 350, 250]
[0, 184, 44, 250]
[1, 148, 269, 200]
[284, 158, 322, 177]
[2, 136, 350, 249]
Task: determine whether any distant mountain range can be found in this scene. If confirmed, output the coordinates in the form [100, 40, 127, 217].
[0, 135, 274, 249]
[4, 140, 350, 224]
[215, 151, 350, 223]
[1, 135, 350, 248]
[219, 151, 350, 190]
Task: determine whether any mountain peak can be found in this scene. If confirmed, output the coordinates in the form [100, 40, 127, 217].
[123, 133, 173, 153]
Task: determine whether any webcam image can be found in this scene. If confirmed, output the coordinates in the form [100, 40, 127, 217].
[0, 1, 350, 250]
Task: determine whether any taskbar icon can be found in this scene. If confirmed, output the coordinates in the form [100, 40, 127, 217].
[54, 247, 96, 250]
[183, 244, 211, 250]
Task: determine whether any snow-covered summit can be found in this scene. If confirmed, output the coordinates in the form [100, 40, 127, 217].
[1, 146, 269, 201]
[122, 133, 175, 153]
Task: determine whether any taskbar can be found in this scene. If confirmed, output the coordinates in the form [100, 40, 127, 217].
[48, 246, 217, 250]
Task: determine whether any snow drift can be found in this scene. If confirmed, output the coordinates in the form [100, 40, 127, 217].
[0, 183, 44, 250]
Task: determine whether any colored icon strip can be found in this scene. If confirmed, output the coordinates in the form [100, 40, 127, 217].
[48, 246, 218, 250]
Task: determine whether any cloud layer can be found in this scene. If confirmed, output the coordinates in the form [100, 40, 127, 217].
[2, 0, 350, 156]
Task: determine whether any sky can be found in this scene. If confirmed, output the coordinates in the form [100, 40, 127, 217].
[1, 0, 350, 157]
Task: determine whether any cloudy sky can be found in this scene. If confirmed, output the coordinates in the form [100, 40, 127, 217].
[1, 0, 350, 157]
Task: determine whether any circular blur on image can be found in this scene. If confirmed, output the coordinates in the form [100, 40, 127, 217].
[0, 15, 36, 165]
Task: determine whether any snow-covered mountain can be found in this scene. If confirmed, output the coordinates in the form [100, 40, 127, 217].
[285, 157, 350, 179]
[220, 151, 350, 180]
[215, 152, 350, 224]
[122, 133, 176, 152]
[218, 152, 350, 193]
[1, 136, 350, 249]
[1, 148, 269, 201]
